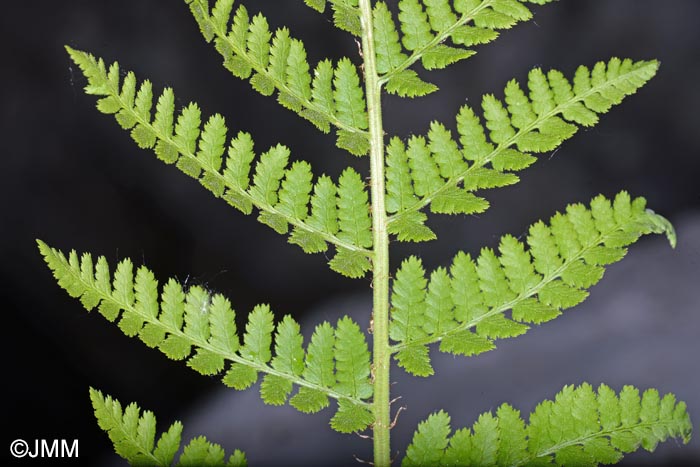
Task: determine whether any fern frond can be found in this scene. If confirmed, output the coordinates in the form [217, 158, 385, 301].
[402, 383, 692, 466]
[67, 47, 374, 276]
[40, 242, 373, 432]
[304, 0, 327, 14]
[337, 168, 374, 249]
[90, 388, 247, 466]
[375, 0, 556, 97]
[184, 0, 369, 155]
[303, 0, 362, 36]
[387, 58, 659, 241]
[389, 192, 675, 376]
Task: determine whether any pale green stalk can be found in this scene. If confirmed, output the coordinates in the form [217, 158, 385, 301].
[358, 0, 391, 465]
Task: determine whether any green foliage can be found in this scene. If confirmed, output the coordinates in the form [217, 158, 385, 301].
[371, 0, 558, 98]
[403, 383, 692, 466]
[185, 0, 369, 154]
[304, 0, 362, 35]
[66, 46, 373, 278]
[39, 241, 373, 432]
[386, 58, 659, 242]
[390, 192, 676, 376]
[90, 388, 247, 466]
[44, 0, 693, 465]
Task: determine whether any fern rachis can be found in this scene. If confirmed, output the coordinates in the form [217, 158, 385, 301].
[40, 0, 692, 466]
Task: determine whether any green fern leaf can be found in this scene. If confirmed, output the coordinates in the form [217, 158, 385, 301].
[387, 210, 436, 242]
[78, 253, 102, 310]
[184, 287, 213, 342]
[398, 0, 433, 52]
[239, 304, 275, 364]
[174, 102, 202, 159]
[131, 80, 157, 147]
[396, 344, 434, 377]
[289, 322, 336, 413]
[333, 58, 369, 133]
[483, 93, 516, 144]
[222, 364, 258, 390]
[424, 0, 458, 32]
[375, 0, 559, 88]
[307, 59, 335, 132]
[307, 175, 338, 232]
[228, 450, 248, 467]
[492, 0, 533, 21]
[288, 228, 328, 254]
[337, 168, 373, 248]
[197, 114, 227, 175]
[387, 58, 659, 241]
[404, 384, 691, 467]
[330, 0, 362, 36]
[336, 128, 371, 156]
[209, 0, 234, 36]
[430, 186, 489, 215]
[428, 121, 468, 178]
[449, 251, 486, 323]
[403, 410, 452, 467]
[247, 14, 272, 69]
[473, 7, 519, 29]
[290, 387, 330, 414]
[334, 316, 373, 400]
[389, 193, 677, 369]
[277, 161, 313, 220]
[505, 78, 536, 130]
[439, 329, 495, 357]
[498, 234, 540, 294]
[421, 44, 476, 70]
[407, 135, 443, 197]
[390, 256, 428, 343]
[62, 4, 688, 465]
[286, 39, 313, 102]
[41, 242, 373, 428]
[261, 374, 294, 406]
[511, 298, 560, 324]
[451, 24, 500, 46]
[90, 388, 245, 466]
[331, 399, 374, 434]
[249, 144, 289, 206]
[268, 27, 292, 83]
[329, 247, 373, 278]
[303, 321, 337, 388]
[644, 208, 678, 248]
[188, 348, 226, 375]
[184, 0, 370, 153]
[477, 247, 516, 307]
[386, 137, 419, 213]
[222, 131, 256, 209]
[424, 268, 458, 335]
[456, 104, 493, 163]
[374, 2, 409, 75]
[207, 295, 239, 354]
[385, 69, 438, 98]
[179, 436, 246, 466]
[68, 47, 374, 267]
[304, 0, 326, 13]
[271, 315, 305, 377]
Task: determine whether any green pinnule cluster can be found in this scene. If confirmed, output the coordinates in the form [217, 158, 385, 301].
[41, 0, 692, 465]
[403, 384, 691, 467]
[89, 388, 247, 466]
[389, 192, 675, 376]
[39, 240, 373, 433]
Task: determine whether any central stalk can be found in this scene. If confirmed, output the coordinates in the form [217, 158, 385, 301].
[357, 1, 391, 466]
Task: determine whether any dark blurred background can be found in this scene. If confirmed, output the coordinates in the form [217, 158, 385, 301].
[3, 1, 699, 466]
